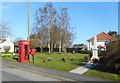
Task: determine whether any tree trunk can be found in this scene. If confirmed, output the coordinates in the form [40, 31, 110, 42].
[48, 42, 50, 53]
[51, 41, 53, 53]
[40, 40, 43, 52]
[65, 44, 67, 62]
[54, 43, 56, 48]
[59, 28, 62, 53]
[65, 28, 67, 62]
[48, 27, 51, 53]
[59, 41, 61, 53]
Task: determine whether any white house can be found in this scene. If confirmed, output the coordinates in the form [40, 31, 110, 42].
[87, 32, 114, 51]
[0, 37, 14, 52]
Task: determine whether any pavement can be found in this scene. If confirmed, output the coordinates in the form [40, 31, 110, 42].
[1, 60, 111, 82]
[70, 62, 98, 74]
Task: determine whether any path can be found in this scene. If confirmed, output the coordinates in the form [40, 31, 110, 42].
[70, 62, 97, 74]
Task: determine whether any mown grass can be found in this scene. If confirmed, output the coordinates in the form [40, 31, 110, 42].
[84, 65, 120, 81]
[1, 52, 120, 81]
[1, 52, 88, 71]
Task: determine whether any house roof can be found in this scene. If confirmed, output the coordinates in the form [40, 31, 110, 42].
[87, 32, 114, 41]
[0, 39, 6, 43]
[80, 46, 87, 48]
[97, 45, 104, 48]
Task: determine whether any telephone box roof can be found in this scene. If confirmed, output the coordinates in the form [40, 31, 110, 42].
[19, 40, 29, 42]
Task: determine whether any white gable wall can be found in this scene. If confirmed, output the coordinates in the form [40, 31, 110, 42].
[0, 37, 14, 52]
[87, 40, 111, 51]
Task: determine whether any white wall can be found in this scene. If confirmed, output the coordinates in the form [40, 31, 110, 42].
[87, 40, 111, 51]
[0, 37, 14, 52]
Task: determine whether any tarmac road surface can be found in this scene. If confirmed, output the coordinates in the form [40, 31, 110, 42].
[1, 64, 61, 81]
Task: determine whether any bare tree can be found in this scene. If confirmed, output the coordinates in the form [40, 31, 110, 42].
[60, 8, 70, 62]
[33, 3, 58, 53]
[30, 34, 39, 49]
[0, 22, 11, 40]
[32, 3, 74, 54]
[33, 7, 47, 52]
[14, 37, 23, 46]
[45, 3, 57, 53]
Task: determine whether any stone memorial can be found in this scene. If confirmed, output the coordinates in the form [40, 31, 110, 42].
[91, 35, 99, 61]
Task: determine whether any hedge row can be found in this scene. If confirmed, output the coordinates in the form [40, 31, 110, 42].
[78, 50, 92, 54]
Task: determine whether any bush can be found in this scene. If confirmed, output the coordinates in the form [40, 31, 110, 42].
[71, 57, 76, 61]
[3, 46, 11, 52]
[47, 57, 52, 62]
[84, 56, 88, 59]
[61, 57, 67, 62]
[89, 52, 92, 58]
[84, 56, 89, 62]
[100, 40, 120, 74]
[43, 59, 47, 62]
[79, 50, 91, 54]
[58, 53, 62, 54]
[43, 57, 52, 62]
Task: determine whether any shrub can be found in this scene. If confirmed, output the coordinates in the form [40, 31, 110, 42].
[89, 52, 92, 58]
[100, 40, 120, 74]
[84, 56, 88, 59]
[71, 57, 76, 61]
[84, 56, 89, 62]
[43, 57, 52, 62]
[47, 57, 52, 62]
[43, 59, 47, 62]
[79, 50, 91, 54]
[58, 53, 61, 54]
[3, 46, 11, 52]
[60, 57, 66, 62]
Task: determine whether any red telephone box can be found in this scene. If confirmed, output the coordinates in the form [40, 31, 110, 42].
[18, 40, 29, 62]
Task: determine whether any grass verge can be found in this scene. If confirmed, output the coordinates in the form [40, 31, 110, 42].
[1, 52, 88, 71]
[84, 65, 120, 81]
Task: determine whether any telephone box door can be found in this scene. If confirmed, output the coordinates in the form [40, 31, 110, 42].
[18, 40, 29, 62]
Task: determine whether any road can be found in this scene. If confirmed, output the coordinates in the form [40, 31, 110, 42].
[1, 64, 61, 81]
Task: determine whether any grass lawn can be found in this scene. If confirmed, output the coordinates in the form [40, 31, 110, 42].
[84, 65, 120, 81]
[1, 52, 88, 71]
[1, 52, 120, 81]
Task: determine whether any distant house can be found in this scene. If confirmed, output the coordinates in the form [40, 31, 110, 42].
[0, 37, 14, 52]
[86, 32, 114, 51]
[79, 46, 87, 50]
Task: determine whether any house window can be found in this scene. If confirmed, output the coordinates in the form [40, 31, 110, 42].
[92, 42, 93, 45]
[98, 48, 101, 50]
[91, 48, 92, 50]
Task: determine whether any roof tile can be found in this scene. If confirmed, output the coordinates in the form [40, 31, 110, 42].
[87, 32, 114, 41]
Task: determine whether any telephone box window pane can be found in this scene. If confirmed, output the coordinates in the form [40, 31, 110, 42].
[20, 45, 21, 60]
[24, 45, 28, 60]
